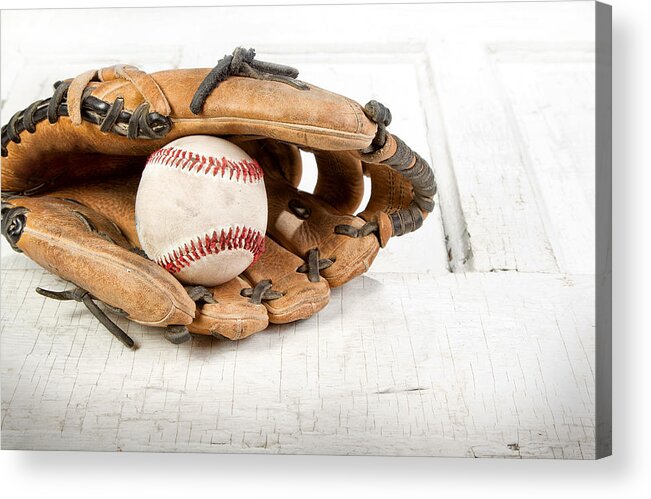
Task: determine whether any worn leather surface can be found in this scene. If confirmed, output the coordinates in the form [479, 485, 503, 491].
[1, 60, 433, 344]
[3, 194, 195, 328]
[3, 72, 376, 195]
[191, 277, 268, 340]
[244, 237, 330, 324]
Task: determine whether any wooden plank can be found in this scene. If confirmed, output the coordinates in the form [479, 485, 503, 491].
[2, 269, 595, 457]
[492, 47, 596, 274]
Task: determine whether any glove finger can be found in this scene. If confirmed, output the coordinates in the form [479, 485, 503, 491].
[312, 150, 365, 214]
[263, 171, 380, 288]
[243, 237, 330, 324]
[1, 195, 195, 327]
[188, 276, 269, 340]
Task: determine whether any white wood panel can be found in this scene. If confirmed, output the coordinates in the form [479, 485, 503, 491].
[1, 2, 598, 457]
[493, 47, 596, 274]
[425, 39, 595, 274]
[428, 39, 562, 273]
[1, 269, 595, 458]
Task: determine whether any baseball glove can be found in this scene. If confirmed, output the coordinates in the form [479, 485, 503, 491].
[1, 47, 436, 348]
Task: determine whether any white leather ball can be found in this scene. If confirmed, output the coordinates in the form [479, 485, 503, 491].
[135, 135, 267, 287]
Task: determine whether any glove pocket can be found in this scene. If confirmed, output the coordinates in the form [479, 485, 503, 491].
[3, 196, 195, 327]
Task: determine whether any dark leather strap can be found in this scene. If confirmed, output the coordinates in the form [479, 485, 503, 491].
[358, 101, 437, 238]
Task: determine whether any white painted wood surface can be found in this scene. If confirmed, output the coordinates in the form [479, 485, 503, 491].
[0, 2, 597, 458]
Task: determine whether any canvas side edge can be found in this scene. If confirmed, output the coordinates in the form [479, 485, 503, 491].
[595, 0, 612, 460]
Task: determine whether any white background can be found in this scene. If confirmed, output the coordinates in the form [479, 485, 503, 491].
[0, 0, 648, 496]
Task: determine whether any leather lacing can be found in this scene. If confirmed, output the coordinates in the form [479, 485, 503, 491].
[33, 284, 229, 348]
[0, 203, 28, 252]
[35, 287, 136, 348]
[334, 221, 379, 238]
[1, 47, 306, 159]
[336, 100, 437, 239]
[1, 80, 171, 157]
[190, 47, 308, 115]
[240, 279, 283, 305]
[185, 285, 217, 304]
[296, 248, 334, 283]
[361, 100, 392, 155]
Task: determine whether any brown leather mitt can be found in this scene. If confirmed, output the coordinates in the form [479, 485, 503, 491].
[1, 47, 436, 348]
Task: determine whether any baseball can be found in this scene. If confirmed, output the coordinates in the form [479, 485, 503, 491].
[135, 135, 267, 287]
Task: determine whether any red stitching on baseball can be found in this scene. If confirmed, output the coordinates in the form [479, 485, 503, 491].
[156, 226, 266, 274]
[147, 146, 264, 183]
